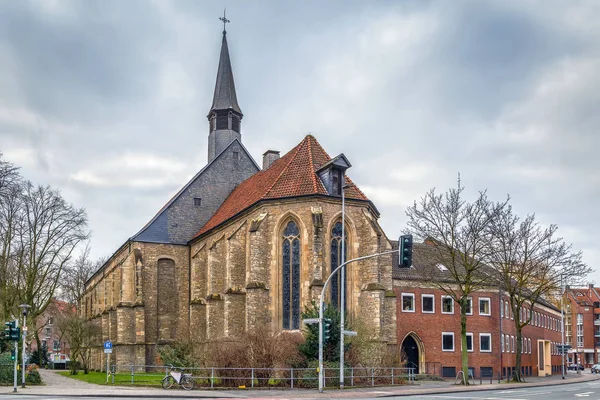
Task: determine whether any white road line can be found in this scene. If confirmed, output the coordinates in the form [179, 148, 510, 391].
[575, 392, 594, 397]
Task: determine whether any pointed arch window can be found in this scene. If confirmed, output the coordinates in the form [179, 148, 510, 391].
[330, 221, 347, 310]
[282, 220, 301, 330]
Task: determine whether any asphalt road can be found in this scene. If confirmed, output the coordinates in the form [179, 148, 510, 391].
[376, 380, 600, 400]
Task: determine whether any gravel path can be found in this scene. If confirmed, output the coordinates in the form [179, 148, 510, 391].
[37, 368, 98, 388]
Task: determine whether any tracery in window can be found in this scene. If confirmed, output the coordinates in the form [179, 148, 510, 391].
[330, 221, 347, 310]
[282, 221, 301, 330]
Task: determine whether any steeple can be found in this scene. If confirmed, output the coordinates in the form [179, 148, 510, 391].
[207, 10, 243, 163]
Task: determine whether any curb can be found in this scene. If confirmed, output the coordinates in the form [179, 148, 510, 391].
[377, 375, 600, 397]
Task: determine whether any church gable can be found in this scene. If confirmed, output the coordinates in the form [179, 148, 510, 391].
[133, 139, 259, 244]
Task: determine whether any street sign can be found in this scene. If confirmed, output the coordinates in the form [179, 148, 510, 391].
[104, 348, 112, 354]
[342, 330, 358, 337]
[104, 341, 112, 353]
[303, 318, 320, 325]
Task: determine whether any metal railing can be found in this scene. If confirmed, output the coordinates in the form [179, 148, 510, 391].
[107, 364, 416, 388]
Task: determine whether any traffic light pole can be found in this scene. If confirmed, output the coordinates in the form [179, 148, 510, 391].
[318, 249, 399, 393]
[13, 320, 18, 393]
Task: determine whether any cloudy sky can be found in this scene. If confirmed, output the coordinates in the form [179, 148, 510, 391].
[0, 0, 598, 281]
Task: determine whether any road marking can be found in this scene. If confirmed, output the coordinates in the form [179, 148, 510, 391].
[575, 392, 594, 397]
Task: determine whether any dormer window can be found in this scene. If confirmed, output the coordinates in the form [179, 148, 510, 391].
[317, 153, 352, 197]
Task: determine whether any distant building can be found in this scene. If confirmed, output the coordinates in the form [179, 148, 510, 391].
[29, 298, 73, 368]
[392, 241, 563, 379]
[563, 284, 600, 367]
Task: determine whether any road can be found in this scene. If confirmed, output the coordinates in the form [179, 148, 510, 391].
[375, 380, 600, 400]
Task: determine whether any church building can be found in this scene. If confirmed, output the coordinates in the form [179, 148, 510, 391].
[82, 25, 397, 369]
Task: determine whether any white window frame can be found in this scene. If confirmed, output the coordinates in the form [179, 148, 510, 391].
[480, 333, 492, 352]
[505, 335, 510, 352]
[501, 333, 505, 352]
[505, 301, 509, 319]
[442, 296, 454, 314]
[401, 293, 415, 313]
[442, 332, 455, 352]
[511, 336, 515, 353]
[528, 338, 531, 354]
[421, 294, 435, 313]
[465, 297, 473, 316]
[464, 332, 474, 352]
[501, 302, 504, 318]
[479, 297, 491, 316]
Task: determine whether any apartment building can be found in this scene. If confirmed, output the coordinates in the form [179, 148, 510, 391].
[564, 284, 600, 367]
[393, 241, 563, 379]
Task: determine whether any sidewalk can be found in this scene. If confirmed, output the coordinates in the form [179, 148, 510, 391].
[1, 369, 598, 398]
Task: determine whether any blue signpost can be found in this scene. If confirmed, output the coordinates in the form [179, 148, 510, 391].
[104, 341, 112, 383]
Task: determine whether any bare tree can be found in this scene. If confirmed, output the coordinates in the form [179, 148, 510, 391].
[486, 207, 590, 382]
[405, 177, 508, 384]
[0, 154, 22, 320]
[57, 311, 102, 374]
[15, 182, 89, 351]
[61, 244, 105, 309]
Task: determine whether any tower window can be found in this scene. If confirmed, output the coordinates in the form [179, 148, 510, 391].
[216, 115, 228, 130]
[331, 168, 342, 196]
[233, 151, 239, 160]
[231, 116, 240, 133]
[193, 198, 202, 206]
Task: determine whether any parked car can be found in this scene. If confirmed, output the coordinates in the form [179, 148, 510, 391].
[591, 364, 600, 373]
[568, 363, 585, 371]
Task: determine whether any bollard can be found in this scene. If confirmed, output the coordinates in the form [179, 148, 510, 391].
[498, 371, 500, 383]
[131, 365, 134, 384]
[211, 368, 214, 389]
[251, 368, 254, 388]
[371, 367, 374, 386]
[391, 367, 394, 385]
[351, 367, 354, 387]
[290, 368, 294, 389]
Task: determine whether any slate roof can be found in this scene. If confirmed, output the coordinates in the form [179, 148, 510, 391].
[193, 135, 369, 239]
[210, 32, 242, 115]
[132, 139, 259, 243]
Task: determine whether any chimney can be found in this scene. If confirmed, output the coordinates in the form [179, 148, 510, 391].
[590, 283, 594, 289]
[262, 150, 280, 170]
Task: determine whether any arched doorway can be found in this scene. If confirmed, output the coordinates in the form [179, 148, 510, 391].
[401, 334, 422, 374]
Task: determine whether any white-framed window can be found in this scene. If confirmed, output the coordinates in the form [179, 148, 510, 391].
[442, 332, 455, 351]
[501, 303, 504, 318]
[402, 293, 415, 312]
[480, 333, 492, 352]
[422, 294, 435, 313]
[465, 297, 473, 315]
[505, 335, 510, 352]
[501, 334, 505, 352]
[442, 296, 454, 314]
[505, 301, 509, 319]
[511, 336, 515, 353]
[464, 332, 474, 352]
[528, 338, 531, 354]
[479, 297, 491, 316]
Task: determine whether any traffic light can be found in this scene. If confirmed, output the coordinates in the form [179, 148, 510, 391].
[3, 321, 20, 342]
[399, 234, 413, 267]
[322, 318, 332, 342]
[10, 349, 15, 361]
[10, 326, 20, 341]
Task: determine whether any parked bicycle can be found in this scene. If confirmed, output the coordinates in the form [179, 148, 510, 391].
[162, 364, 195, 390]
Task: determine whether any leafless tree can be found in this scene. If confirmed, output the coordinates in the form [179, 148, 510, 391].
[61, 243, 105, 309]
[0, 154, 22, 320]
[57, 310, 102, 374]
[486, 207, 590, 382]
[15, 182, 89, 351]
[405, 177, 508, 384]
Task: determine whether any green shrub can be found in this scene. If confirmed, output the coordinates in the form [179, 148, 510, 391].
[0, 353, 43, 385]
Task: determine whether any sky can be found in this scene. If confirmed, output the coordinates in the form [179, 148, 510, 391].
[0, 0, 598, 282]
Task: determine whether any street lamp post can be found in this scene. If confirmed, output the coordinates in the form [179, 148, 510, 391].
[19, 304, 31, 388]
[339, 183, 349, 389]
[318, 249, 398, 393]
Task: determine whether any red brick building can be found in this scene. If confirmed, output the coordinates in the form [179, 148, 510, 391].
[564, 284, 600, 367]
[392, 242, 563, 379]
[29, 298, 73, 367]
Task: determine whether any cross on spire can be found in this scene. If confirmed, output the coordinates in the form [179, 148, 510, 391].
[219, 8, 230, 34]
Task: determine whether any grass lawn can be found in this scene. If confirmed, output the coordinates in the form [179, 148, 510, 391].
[57, 370, 164, 386]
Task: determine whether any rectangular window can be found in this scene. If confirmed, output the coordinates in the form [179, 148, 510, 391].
[232, 150, 239, 160]
[505, 335, 510, 352]
[465, 332, 473, 352]
[511, 336, 515, 353]
[465, 297, 473, 315]
[422, 294, 434, 313]
[480, 333, 492, 352]
[501, 334, 505, 352]
[193, 197, 202, 206]
[53, 340, 60, 351]
[442, 332, 455, 351]
[442, 296, 454, 314]
[479, 298, 491, 316]
[45, 327, 51, 338]
[402, 293, 415, 312]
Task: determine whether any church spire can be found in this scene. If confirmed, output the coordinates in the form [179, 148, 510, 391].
[207, 9, 243, 162]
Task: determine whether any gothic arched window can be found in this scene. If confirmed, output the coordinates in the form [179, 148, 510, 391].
[282, 220, 301, 330]
[330, 221, 347, 310]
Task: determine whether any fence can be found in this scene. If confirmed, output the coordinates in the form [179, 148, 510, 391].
[108, 364, 416, 388]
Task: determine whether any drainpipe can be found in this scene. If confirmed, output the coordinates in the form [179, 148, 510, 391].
[499, 288, 503, 378]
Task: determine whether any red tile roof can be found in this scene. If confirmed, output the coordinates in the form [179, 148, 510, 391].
[193, 135, 369, 239]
